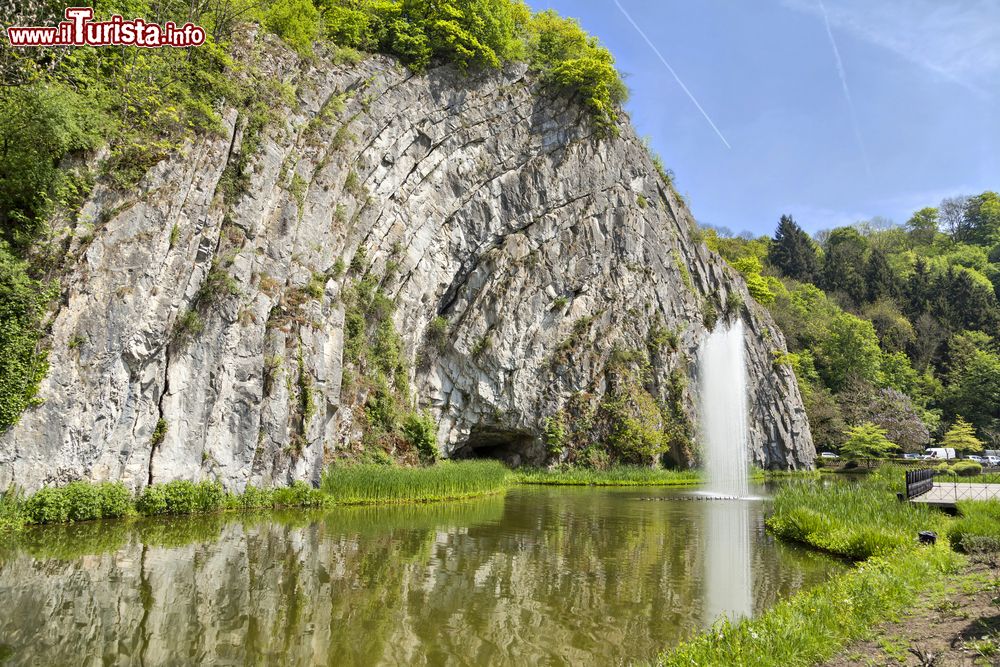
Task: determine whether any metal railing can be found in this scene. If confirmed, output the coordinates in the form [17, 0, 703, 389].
[905, 468, 934, 500]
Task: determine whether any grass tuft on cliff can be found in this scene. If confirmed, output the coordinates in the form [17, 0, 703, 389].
[321, 460, 513, 504]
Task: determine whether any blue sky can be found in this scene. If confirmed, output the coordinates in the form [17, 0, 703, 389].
[527, 0, 1000, 237]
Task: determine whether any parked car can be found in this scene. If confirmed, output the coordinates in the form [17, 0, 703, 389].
[986, 455, 1000, 467]
[820, 452, 839, 459]
[966, 455, 984, 463]
[925, 447, 957, 460]
[902, 453, 922, 460]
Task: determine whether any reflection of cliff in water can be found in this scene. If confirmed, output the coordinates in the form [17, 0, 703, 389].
[0, 487, 841, 666]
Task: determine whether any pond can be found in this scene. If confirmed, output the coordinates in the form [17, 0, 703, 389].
[0, 484, 844, 666]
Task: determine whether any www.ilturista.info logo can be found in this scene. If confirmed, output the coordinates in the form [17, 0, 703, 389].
[6, 7, 206, 47]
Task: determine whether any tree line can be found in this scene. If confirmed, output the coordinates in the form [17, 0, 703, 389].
[707, 192, 1000, 455]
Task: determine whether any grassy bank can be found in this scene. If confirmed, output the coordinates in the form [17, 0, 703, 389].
[766, 467, 946, 559]
[0, 480, 328, 531]
[948, 500, 1000, 553]
[658, 544, 963, 667]
[658, 465, 1000, 665]
[515, 466, 701, 487]
[321, 460, 513, 504]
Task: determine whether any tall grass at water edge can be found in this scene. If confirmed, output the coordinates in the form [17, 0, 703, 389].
[766, 465, 947, 559]
[658, 543, 962, 667]
[660, 464, 967, 665]
[515, 466, 701, 487]
[321, 460, 513, 504]
[0, 479, 329, 531]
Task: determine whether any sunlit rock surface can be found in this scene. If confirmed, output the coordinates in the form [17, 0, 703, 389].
[0, 39, 813, 491]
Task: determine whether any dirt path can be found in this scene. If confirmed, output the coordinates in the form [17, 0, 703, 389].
[825, 557, 1000, 666]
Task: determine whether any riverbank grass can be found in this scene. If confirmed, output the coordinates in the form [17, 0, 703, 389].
[321, 460, 513, 504]
[766, 466, 946, 559]
[0, 479, 330, 530]
[659, 544, 963, 667]
[660, 465, 970, 665]
[515, 466, 701, 487]
[948, 500, 1000, 553]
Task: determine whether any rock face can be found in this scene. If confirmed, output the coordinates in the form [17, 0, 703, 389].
[0, 39, 813, 492]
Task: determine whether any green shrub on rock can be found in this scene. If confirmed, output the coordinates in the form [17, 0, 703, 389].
[403, 411, 438, 462]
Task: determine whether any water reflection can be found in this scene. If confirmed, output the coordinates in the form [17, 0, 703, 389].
[0, 486, 842, 666]
[702, 499, 753, 624]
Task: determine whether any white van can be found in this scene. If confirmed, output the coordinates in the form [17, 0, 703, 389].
[924, 447, 957, 460]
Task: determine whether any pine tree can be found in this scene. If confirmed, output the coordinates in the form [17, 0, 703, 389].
[941, 416, 983, 453]
[768, 215, 819, 283]
[864, 247, 899, 303]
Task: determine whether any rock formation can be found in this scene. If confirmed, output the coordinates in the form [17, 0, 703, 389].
[0, 38, 813, 492]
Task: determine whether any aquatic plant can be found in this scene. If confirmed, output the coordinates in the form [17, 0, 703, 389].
[516, 465, 700, 487]
[321, 460, 512, 504]
[24, 482, 134, 524]
[766, 466, 946, 560]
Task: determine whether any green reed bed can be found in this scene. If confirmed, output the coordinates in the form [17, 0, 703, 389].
[515, 465, 701, 487]
[321, 460, 513, 504]
[765, 466, 946, 560]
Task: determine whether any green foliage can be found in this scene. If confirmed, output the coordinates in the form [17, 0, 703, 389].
[321, 460, 512, 504]
[0, 83, 104, 244]
[402, 411, 438, 462]
[766, 466, 946, 560]
[702, 298, 718, 331]
[23, 482, 133, 524]
[151, 418, 168, 447]
[767, 214, 819, 284]
[839, 422, 898, 462]
[0, 243, 55, 430]
[265, 0, 322, 55]
[543, 410, 567, 454]
[817, 313, 882, 392]
[527, 9, 626, 134]
[598, 373, 670, 465]
[733, 256, 775, 305]
[426, 315, 449, 350]
[940, 416, 983, 453]
[948, 500, 1000, 553]
[0, 487, 26, 532]
[659, 544, 962, 667]
[950, 460, 982, 477]
[172, 310, 205, 346]
[516, 466, 700, 487]
[196, 261, 240, 306]
[320, 1, 625, 132]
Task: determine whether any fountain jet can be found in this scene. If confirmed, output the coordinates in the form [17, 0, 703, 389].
[697, 318, 750, 499]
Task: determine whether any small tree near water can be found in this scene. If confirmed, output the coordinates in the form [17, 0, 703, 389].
[840, 422, 898, 466]
[941, 416, 983, 454]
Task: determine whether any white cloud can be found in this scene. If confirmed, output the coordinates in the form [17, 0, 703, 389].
[780, 0, 1000, 95]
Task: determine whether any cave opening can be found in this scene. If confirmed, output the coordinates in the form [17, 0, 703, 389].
[452, 426, 543, 467]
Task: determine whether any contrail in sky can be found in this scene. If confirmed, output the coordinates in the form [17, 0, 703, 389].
[817, 0, 872, 176]
[612, 0, 732, 150]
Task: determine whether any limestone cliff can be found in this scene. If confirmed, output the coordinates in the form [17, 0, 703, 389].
[0, 38, 813, 491]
